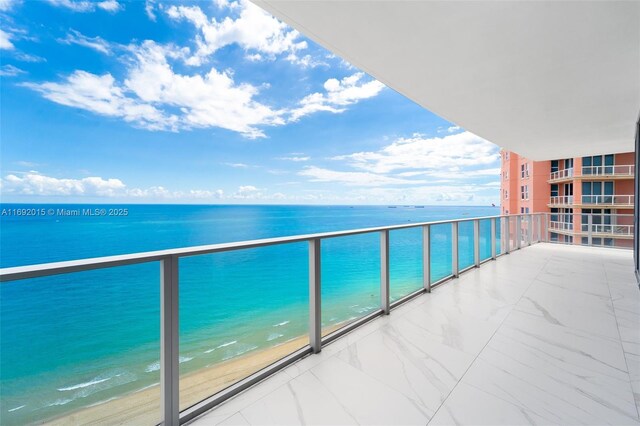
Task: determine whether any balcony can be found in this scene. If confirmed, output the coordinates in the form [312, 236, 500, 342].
[548, 194, 635, 208]
[548, 165, 635, 183]
[581, 164, 635, 179]
[548, 168, 575, 182]
[188, 243, 639, 426]
[580, 194, 635, 208]
[548, 195, 574, 207]
[1, 213, 637, 425]
[548, 213, 634, 241]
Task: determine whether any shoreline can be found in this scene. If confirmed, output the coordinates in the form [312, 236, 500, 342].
[44, 326, 342, 425]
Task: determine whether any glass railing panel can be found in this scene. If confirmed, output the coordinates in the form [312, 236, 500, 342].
[520, 216, 530, 246]
[496, 218, 503, 255]
[430, 223, 452, 282]
[321, 233, 380, 336]
[389, 227, 422, 302]
[178, 243, 308, 411]
[0, 264, 161, 426]
[509, 217, 518, 251]
[458, 221, 474, 270]
[479, 219, 492, 261]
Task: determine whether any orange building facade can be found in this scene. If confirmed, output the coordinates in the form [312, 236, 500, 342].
[500, 151, 635, 248]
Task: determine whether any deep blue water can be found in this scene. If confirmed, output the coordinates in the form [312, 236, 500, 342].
[0, 204, 499, 424]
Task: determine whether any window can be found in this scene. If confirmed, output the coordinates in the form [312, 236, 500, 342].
[550, 207, 559, 222]
[520, 163, 529, 178]
[583, 154, 614, 175]
[551, 160, 559, 173]
[504, 189, 508, 199]
[581, 208, 613, 232]
[520, 185, 529, 200]
[520, 207, 525, 214]
[504, 171, 508, 180]
[582, 181, 614, 204]
[505, 152, 509, 160]
[550, 233, 559, 242]
[551, 184, 559, 197]
[564, 158, 574, 169]
[525, 207, 530, 213]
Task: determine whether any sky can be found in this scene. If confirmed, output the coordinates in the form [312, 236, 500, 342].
[0, 0, 501, 205]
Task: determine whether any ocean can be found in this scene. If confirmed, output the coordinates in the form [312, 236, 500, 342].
[0, 204, 500, 424]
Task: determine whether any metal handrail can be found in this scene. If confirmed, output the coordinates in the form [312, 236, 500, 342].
[581, 164, 635, 176]
[549, 195, 574, 205]
[580, 194, 634, 205]
[0, 213, 514, 282]
[549, 168, 574, 180]
[0, 213, 543, 425]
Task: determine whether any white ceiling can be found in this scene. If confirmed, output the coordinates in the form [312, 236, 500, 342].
[254, 1, 640, 161]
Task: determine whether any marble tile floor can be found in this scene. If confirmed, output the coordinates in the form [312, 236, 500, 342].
[188, 244, 640, 426]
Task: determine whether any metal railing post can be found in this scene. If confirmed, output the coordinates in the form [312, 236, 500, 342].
[504, 217, 511, 254]
[587, 214, 593, 246]
[527, 214, 533, 246]
[161, 255, 179, 426]
[309, 239, 322, 353]
[490, 218, 497, 259]
[473, 219, 480, 267]
[422, 225, 431, 293]
[380, 230, 390, 314]
[452, 222, 459, 277]
[516, 216, 522, 250]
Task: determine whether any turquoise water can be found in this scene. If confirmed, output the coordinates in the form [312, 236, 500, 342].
[0, 204, 499, 424]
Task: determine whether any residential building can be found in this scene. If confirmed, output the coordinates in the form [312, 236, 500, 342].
[501, 150, 635, 248]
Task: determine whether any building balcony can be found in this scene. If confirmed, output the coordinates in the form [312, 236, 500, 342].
[188, 243, 639, 426]
[580, 194, 635, 208]
[548, 165, 635, 183]
[548, 194, 635, 208]
[548, 195, 575, 207]
[549, 221, 634, 240]
[1, 214, 638, 426]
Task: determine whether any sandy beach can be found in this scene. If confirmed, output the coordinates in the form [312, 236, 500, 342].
[43, 324, 352, 426]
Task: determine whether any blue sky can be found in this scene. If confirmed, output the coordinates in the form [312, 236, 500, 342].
[0, 0, 501, 205]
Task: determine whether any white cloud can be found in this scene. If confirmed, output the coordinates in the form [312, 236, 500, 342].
[0, 64, 25, 77]
[0, 0, 18, 11]
[165, 1, 307, 66]
[14, 52, 46, 62]
[58, 30, 112, 54]
[332, 131, 499, 174]
[448, 125, 461, 133]
[279, 156, 310, 162]
[1, 171, 226, 201]
[22, 70, 178, 131]
[396, 167, 501, 179]
[0, 29, 14, 50]
[45, 0, 122, 13]
[289, 72, 385, 121]
[1, 172, 126, 196]
[223, 162, 250, 168]
[145, 0, 156, 21]
[299, 166, 425, 187]
[124, 41, 284, 138]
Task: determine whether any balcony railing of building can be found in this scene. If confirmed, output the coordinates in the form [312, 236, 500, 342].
[549, 195, 574, 206]
[1, 213, 547, 426]
[581, 194, 635, 206]
[549, 194, 635, 207]
[546, 212, 634, 250]
[549, 165, 635, 182]
[549, 168, 574, 181]
[581, 164, 635, 177]
[548, 220, 574, 232]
